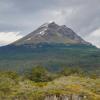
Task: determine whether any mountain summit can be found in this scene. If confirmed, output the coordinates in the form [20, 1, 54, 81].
[13, 22, 90, 45]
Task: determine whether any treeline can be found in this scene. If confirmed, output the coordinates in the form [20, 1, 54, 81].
[24, 66, 99, 82]
[0, 66, 99, 82]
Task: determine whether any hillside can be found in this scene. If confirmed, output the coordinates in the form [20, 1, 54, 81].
[0, 44, 100, 72]
[0, 22, 100, 72]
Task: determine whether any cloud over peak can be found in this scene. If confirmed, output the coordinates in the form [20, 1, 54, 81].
[0, 32, 22, 46]
[84, 28, 100, 48]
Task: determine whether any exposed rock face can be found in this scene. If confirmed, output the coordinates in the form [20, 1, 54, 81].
[13, 22, 90, 45]
[44, 94, 87, 100]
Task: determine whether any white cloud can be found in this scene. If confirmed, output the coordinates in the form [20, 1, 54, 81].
[84, 28, 100, 48]
[0, 32, 23, 46]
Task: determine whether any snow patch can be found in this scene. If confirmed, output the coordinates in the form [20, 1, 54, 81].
[37, 29, 47, 35]
[27, 38, 31, 40]
[40, 31, 45, 35]
[48, 21, 54, 23]
[39, 21, 54, 28]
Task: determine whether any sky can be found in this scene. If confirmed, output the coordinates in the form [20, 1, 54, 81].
[0, 0, 100, 47]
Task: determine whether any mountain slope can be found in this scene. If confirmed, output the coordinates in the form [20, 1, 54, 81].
[13, 22, 90, 45]
[0, 22, 100, 72]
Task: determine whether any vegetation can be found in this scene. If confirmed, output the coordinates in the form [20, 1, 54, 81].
[25, 66, 55, 82]
[59, 67, 85, 76]
[0, 66, 99, 100]
[0, 44, 100, 72]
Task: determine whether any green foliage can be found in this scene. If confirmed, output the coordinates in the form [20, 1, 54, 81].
[0, 70, 99, 100]
[59, 67, 85, 76]
[0, 44, 100, 72]
[0, 71, 19, 80]
[26, 66, 53, 82]
[89, 73, 99, 79]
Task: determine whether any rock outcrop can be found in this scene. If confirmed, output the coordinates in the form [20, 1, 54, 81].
[44, 94, 87, 100]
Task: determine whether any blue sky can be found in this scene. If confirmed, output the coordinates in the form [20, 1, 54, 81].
[0, 0, 100, 47]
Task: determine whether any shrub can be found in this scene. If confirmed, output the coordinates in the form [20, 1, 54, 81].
[26, 66, 53, 82]
[59, 67, 85, 76]
[0, 71, 19, 80]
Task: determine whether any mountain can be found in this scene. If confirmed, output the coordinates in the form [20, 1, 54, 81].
[0, 22, 100, 72]
[13, 22, 90, 45]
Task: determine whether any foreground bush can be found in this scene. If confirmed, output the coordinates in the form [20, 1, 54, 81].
[0, 67, 99, 100]
[25, 66, 55, 82]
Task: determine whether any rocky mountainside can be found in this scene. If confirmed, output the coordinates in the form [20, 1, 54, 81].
[0, 22, 100, 72]
[13, 22, 90, 45]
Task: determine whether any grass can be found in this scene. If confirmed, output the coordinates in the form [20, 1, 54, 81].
[0, 71, 99, 100]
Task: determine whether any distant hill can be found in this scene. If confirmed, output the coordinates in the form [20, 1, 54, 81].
[0, 22, 100, 72]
